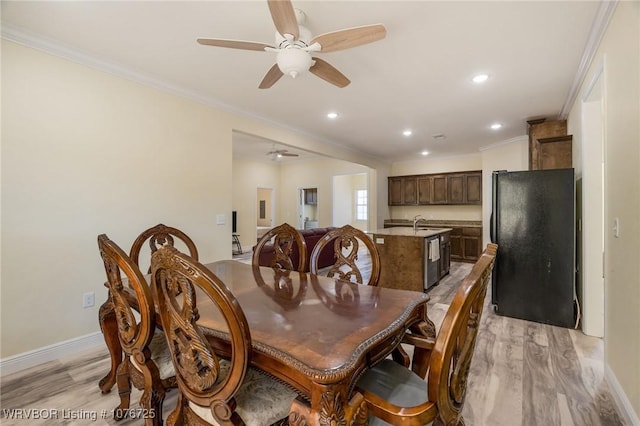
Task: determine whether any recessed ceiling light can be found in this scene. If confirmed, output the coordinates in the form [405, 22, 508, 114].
[472, 74, 489, 83]
[490, 123, 503, 130]
[327, 112, 338, 119]
[421, 150, 430, 156]
[403, 129, 412, 137]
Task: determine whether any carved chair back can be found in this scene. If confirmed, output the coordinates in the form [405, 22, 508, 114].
[356, 243, 497, 426]
[151, 245, 296, 425]
[252, 223, 307, 272]
[97, 234, 171, 425]
[309, 224, 381, 286]
[130, 224, 199, 273]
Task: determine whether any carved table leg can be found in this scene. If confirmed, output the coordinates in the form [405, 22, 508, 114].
[288, 385, 368, 426]
[98, 295, 122, 393]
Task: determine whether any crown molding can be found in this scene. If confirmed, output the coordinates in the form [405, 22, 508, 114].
[559, 0, 618, 119]
[478, 135, 528, 152]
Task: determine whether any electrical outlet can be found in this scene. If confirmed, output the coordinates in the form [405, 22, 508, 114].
[82, 292, 95, 308]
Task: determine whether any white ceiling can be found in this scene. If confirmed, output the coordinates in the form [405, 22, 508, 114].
[2, 1, 602, 163]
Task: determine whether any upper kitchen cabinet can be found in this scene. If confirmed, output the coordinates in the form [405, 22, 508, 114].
[388, 171, 482, 205]
[388, 176, 417, 205]
[447, 172, 482, 204]
[304, 188, 318, 205]
[527, 118, 572, 170]
[417, 175, 432, 204]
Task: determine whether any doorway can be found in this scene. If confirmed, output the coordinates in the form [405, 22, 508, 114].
[257, 187, 274, 237]
[299, 188, 318, 229]
[580, 65, 605, 337]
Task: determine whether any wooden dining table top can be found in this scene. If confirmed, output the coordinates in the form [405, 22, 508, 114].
[196, 260, 430, 380]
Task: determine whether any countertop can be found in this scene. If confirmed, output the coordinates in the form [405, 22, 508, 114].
[372, 227, 452, 238]
[384, 219, 482, 228]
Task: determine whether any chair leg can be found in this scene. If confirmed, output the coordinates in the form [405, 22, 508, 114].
[140, 385, 165, 426]
[114, 358, 132, 420]
[166, 393, 185, 426]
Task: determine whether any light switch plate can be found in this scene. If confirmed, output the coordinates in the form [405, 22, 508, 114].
[216, 214, 226, 225]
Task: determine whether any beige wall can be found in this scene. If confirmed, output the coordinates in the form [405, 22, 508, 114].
[479, 137, 529, 245]
[333, 173, 368, 230]
[567, 2, 640, 417]
[1, 40, 381, 358]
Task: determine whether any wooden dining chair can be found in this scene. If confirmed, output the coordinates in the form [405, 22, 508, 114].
[151, 245, 299, 426]
[309, 224, 381, 286]
[355, 243, 498, 426]
[252, 222, 308, 272]
[129, 223, 199, 273]
[97, 234, 176, 426]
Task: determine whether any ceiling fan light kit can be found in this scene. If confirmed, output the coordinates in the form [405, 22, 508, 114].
[197, 0, 386, 89]
[276, 48, 314, 78]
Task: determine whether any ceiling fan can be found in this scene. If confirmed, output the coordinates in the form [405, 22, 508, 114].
[267, 144, 299, 160]
[197, 0, 386, 89]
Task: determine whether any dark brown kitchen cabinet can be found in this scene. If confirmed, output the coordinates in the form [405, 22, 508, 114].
[417, 176, 432, 204]
[447, 172, 482, 205]
[402, 177, 417, 204]
[388, 177, 403, 205]
[447, 174, 465, 204]
[388, 171, 481, 206]
[466, 173, 482, 204]
[462, 227, 482, 261]
[449, 226, 482, 263]
[431, 175, 448, 204]
[388, 176, 417, 205]
[304, 188, 317, 205]
[439, 231, 451, 278]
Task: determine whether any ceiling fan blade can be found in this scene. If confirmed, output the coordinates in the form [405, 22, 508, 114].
[259, 64, 284, 89]
[197, 38, 273, 51]
[310, 57, 350, 88]
[310, 24, 386, 53]
[268, 0, 299, 39]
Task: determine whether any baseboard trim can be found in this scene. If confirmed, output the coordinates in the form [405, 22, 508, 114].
[1, 332, 105, 377]
[605, 364, 640, 425]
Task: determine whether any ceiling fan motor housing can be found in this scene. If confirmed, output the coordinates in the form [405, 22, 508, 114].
[276, 48, 314, 78]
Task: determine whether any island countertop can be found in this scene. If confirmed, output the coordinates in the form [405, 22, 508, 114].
[371, 227, 452, 237]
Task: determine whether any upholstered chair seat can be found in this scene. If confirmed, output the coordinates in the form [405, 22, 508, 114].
[188, 359, 298, 425]
[356, 359, 432, 426]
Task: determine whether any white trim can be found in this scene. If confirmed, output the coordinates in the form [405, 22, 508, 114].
[582, 62, 605, 103]
[605, 364, 640, 425]
[478, 135, 528, 152]
[0, 332, 105, 377]
[559, 0, 618, 118]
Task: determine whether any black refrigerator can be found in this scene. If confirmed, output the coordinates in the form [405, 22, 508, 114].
[490, 168, 576, 328]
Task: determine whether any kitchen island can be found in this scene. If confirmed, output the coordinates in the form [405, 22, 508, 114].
[372, 227, 451, 293]
[384, 219, 482, 263]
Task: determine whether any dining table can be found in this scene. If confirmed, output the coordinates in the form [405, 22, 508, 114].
[98, 260, 435, 426]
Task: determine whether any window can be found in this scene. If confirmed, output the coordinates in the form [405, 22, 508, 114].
[355, 189, 367, 221]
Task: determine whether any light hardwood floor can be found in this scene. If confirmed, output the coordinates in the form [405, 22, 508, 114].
[0, 261, 624, 425]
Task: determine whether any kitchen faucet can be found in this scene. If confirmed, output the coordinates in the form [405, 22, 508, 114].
[413, 214, 427, 232]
